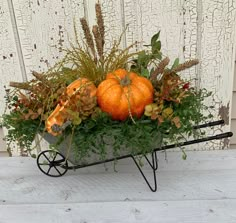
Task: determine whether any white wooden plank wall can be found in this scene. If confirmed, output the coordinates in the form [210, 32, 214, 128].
[0, 0, 236, 155]
[11, 0, 85, 76]
[0, 0, 26, 156]
[0, 0, 24, 110]
[230, 53, 236, 147]
[200, 0, 236, 149]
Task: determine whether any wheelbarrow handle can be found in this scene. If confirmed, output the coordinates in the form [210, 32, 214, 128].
[155, 131, 233, 151]
[193, 120, 225, 129]
[214, 131, 233, 139]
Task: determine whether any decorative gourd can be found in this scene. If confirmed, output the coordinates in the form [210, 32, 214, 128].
[97, 69, 154, 121]
[46, 78, 97, 136]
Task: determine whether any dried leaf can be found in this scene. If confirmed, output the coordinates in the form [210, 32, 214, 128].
[172, 116, 181, 128]
[157, 115, 164, 125]
[151, 113, 158, 120]
[162, 107, 173, 119]
[31, 113, 39, 120]
[37, 108, 43, 114]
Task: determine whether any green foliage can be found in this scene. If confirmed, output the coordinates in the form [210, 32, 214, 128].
[46, 87, 211, 162]
[151, 32, 160, 44]
[166, 88, 212, 139]
[2, 111, 43, 155]
[131, 31, 162, 77]
[171, 58, 180, 69]
[55, 113, 162, 163]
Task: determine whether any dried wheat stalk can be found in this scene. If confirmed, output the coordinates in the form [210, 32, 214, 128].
[92, 25, 103, 60]
[172, 59, 199, 73]
[80, 18, 96, 59]
[95, 2, 105, 47]
[150, 57, 170, 81]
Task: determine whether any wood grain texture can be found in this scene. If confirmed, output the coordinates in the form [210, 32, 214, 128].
[11, 0, 85, 77]
[231, 92, 236, 118]
[199, 0, 236, 149]
[0, 0, 23, 115]
[0, 200, 236, 223]
[101, 0, 127, 49]
[0, 150, 236, 204]
[0, 128, 6, 153]
[0, 150, 236, 222]
[182, 0, 199, 81]
[123, 0, 185, 59]
[233, 61, 236, 91]
[230, 60, 236, 145]
[230, 119, 236, 143]
[0, 0, 26, 155]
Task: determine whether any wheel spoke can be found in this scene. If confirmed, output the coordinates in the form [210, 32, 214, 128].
[52, 153, 58, 162]
[38, 163, 50, 166]
[42, 153, 51, 163]
[53, 158, 65, 163]
[46, 166, 52, 175]
[53, 165, 62, 176]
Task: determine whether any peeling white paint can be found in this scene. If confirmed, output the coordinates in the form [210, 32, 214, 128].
[0, 0, 26, 155]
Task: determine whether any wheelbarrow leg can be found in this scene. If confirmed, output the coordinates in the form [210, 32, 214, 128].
[131, 151, 158, 192]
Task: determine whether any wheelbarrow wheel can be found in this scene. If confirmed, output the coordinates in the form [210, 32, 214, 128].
[37, 150, 68, 177]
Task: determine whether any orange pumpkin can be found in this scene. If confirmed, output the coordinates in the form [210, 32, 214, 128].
[97, 69, 154, 121]
[46, 78, 97, 136]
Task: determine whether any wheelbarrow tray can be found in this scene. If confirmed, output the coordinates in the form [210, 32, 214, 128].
[42, 130, 163, 166]
[37, 120, 233, 192]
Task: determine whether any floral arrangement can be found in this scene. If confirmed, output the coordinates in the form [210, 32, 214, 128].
[2, 3, 212, 160]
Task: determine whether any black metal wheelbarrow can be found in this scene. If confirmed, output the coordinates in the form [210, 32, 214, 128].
[36, 120, 233, 192]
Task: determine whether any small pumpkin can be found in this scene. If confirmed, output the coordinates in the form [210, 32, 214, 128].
[46, 78, 97, 136]
[97, 69, 154, 121]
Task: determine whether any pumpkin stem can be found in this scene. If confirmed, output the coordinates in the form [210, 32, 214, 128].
[120, 75, 131, 86]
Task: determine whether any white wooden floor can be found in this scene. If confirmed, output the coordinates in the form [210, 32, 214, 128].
[0, 149, 236, 223]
